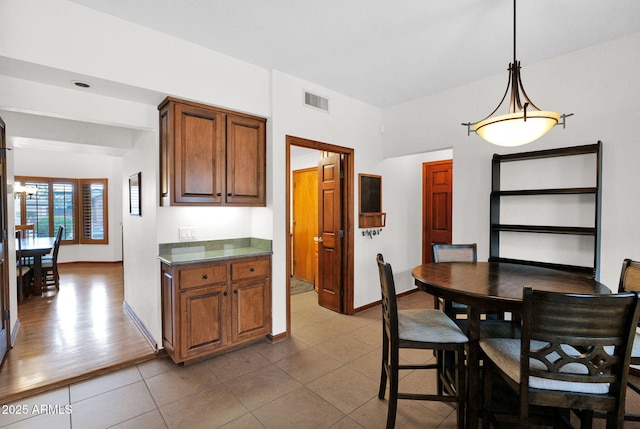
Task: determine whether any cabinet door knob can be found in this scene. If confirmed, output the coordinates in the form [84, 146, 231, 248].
[217, 193, 222, 197]
[250, 267, 255, 272]
[224, 291, 228, 296]
[203, 274, 208, 280]
[228, 193, 233, 196]
[234, 289, 238, 294]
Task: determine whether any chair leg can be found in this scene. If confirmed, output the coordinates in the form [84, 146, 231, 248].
[481, 360, 493, 429]
[386, 348, 400, 429]
[576, 409, 593, 429]
[379, 334, 389, 399]
[456, 346, 466, 429]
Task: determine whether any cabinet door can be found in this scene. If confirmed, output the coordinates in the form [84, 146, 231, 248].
[179, 284, 229, 361]
[230, 277, 271, 343]
[226, 114, 266, 206]
[174, 103, 226, 204]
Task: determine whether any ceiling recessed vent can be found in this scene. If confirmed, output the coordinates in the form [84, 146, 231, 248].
[304, 90, 329, 113]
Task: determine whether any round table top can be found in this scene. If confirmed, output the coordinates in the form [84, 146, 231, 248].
[412, 261, 610, 312]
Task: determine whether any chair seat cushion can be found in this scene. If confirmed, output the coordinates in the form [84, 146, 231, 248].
[480, 338, 609, 394]
[398, 309, 468, 344]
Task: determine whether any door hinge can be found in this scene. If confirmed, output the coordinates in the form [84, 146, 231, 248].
[340, 288, 344, 297]
[4, 309, 9, 320]
[340, 170, 344, 179]
[339, 230, 344, 238]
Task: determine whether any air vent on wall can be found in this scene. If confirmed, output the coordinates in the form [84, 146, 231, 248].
[304, 90, 330, 113]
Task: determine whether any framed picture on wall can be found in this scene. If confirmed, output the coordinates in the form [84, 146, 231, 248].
[129, 172, 141, 216]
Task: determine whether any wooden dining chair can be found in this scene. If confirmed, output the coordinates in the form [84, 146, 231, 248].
[41, 225, 64, 292]
[480, 286, 640, 429]
[15, 230, 33, 301]
[617, 258, 640, 422]
[376, 254, 468, 429]
[16, 223, 35, 239]
[432, 243, 477, 317]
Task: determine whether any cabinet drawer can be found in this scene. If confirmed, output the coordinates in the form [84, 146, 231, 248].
[179, 264, 227, 289]
[231, 258, 270, 281]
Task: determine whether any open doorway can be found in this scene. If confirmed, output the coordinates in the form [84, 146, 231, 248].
[285, 136, 354, 336]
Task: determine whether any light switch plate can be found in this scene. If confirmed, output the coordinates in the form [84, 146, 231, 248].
[179, 227, 197, 241]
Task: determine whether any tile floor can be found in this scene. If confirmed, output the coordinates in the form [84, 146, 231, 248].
[2, 290, 640, 428]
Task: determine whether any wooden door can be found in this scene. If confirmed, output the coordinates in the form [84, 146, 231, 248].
[292, 168, 318, 284]
[422, 160, 453, 263]
[0, 117, 8, 366]
[173, 102, 225, 204]
[226, 114, 266, 205]
[317, 154, 342, 312]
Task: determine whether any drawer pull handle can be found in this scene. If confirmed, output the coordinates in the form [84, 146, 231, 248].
[250, 267, 255, 272]
[203, 274, 208, 280]
[217, 193, 222, 197]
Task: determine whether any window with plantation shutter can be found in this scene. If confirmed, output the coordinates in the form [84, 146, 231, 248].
[15, 176, 108, 245]
[80, 179, 108, 244]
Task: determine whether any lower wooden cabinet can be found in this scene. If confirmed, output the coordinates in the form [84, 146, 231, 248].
[161, 255, 271, 364]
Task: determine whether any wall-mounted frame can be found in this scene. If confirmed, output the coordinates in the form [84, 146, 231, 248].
[129, 172, 141, 216]
[358, 173, 386, 228]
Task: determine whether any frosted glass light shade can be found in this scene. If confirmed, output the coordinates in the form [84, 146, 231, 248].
[474, 111, 561, 146]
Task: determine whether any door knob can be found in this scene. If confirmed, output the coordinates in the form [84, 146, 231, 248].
[313, 237, 323, 243]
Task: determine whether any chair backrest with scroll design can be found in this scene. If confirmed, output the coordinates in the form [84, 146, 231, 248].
[520, 286, 640, 425]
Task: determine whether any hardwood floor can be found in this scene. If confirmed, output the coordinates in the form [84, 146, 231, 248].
[0, 262, 156, 403]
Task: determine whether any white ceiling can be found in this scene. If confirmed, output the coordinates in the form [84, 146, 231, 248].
[66, 0, 640, 108]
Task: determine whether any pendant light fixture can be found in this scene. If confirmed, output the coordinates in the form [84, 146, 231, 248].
[462, 0, 572, 146]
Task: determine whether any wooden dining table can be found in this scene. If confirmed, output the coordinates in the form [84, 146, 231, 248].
[17, 236, 56, 294]
[412, 261, 610, 429]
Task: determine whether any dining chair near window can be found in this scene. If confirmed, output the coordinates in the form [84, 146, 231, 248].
[16, 223, 35, 239]
[617, 258, 640, 422]
[376, 253, 468, 429]
[41, 225, 64, 292]
[16, 230, 32, 301]
[480, 286, 640, 428]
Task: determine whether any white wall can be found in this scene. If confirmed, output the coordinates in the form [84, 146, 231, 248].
[122, 129, 161, 343]
[382, 31, 640, 290]
[270, 70, 384, 329]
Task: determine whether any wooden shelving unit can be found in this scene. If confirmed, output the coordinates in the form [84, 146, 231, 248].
[489, 142, 602, 278]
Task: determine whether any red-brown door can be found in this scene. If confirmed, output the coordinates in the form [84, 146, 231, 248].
[422, 160, 453, 263]
[317, 154, 342, 312]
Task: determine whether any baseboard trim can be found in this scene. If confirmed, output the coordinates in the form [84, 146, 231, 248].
[10, 318, 20, 347]
[353, 288, 419, 313]
[122, 301, 158, 353]
[268, 331, 288, 343]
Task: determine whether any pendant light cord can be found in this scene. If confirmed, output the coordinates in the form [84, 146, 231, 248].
[513, 0, 517, 65]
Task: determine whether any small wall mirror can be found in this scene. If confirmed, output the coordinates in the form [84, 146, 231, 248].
[359, 174, 386, 228]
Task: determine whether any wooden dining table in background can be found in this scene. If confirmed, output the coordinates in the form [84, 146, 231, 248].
[17, 236, 56, 294]
[412, 261, 609, 429]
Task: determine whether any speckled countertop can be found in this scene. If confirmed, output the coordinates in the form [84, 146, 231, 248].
[158, 238, 272, 266]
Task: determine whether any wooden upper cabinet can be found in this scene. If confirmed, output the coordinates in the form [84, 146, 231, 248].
[159, 97, 266, 206]
[226, 114, 266, 205]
